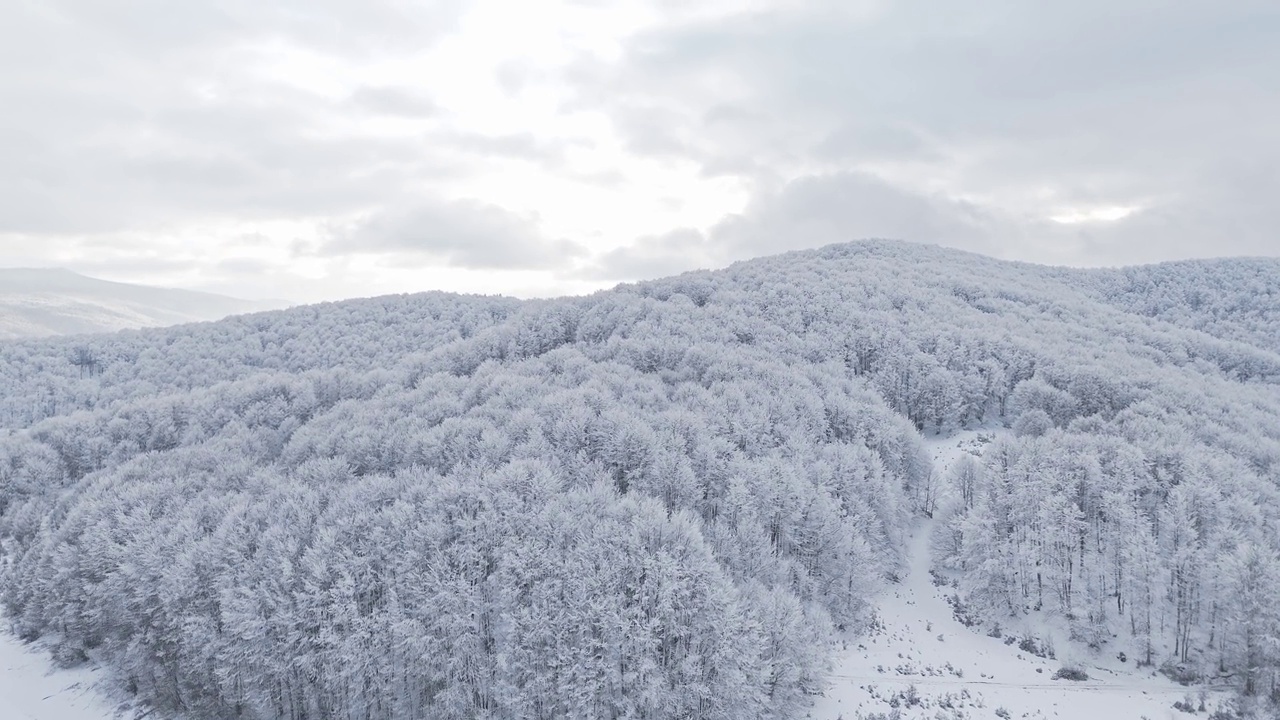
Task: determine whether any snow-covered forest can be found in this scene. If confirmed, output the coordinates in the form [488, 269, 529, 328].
[1, 240, 1278, 719]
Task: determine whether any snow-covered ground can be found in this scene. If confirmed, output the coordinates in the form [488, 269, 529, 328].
[0, 615, 127, 720]
[810, 429, 1233, 720]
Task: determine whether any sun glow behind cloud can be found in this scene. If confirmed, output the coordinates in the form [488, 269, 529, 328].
[1049, 206, 1140, 224]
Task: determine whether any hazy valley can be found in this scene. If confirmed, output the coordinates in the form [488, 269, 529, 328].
[0, 268, 286, 340]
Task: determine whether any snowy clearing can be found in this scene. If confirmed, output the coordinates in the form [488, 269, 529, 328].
[809, 429, 1233, 720]
[0, 615, 127, 720]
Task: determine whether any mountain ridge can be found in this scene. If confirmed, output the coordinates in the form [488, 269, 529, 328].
[0, 267, 288, 339]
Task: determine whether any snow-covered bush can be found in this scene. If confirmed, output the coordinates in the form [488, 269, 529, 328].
[1052, 665, 1089, 681]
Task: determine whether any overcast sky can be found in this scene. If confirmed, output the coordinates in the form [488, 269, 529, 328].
[2, 0, 1276, 302]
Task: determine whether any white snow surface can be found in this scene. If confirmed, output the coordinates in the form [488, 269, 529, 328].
[0, 616, 126, 720]
[810, 428, 1231, 720]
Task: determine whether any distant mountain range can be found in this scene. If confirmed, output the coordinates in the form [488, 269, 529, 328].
[0, 268, 287, 339]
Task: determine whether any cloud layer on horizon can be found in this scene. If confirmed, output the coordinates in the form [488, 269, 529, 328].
[2, 0, 1276, 300]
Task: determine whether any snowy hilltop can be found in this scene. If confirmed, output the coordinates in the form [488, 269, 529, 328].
[0, 240, 1277, 719]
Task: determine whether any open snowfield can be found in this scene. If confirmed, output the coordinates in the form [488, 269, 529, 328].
[0, 615, 125, 720]
[810, 429, 1234, 720]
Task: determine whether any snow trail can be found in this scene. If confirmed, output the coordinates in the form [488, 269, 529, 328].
[809, 429, 1231, 720]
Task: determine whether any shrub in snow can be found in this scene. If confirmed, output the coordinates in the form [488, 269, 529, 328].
[945, 593, 978, 627]
[1160, 661, 1201, 686]
[1053, 665, 1089, 681]
[1018, 634, 1051, 657]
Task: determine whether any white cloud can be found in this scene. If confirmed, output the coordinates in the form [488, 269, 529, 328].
[1, 0, 1277, 300]
[1050, 207, 1141, 225]
[320, 197, 587, 270]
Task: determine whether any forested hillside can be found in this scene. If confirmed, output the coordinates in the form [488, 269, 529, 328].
[0, 240, 1277, 719]
[1082, 257, 1280, 354]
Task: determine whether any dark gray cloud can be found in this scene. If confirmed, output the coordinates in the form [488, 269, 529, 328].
[583, 1, 1278, 163]
[495, 60, 533, 96]
[322, 197, 587, 270]
[40, 253, 197, 279]
[812, 122, 938, 165]
[0, 0, 465, 236]
[582, 228, 711, 280]
[348, 86, 440, 118]
[437, 131, 571, 165]
[588, 172, 1011, 278]
[0, 87, 450, 234]
[13, 0, 465, 61]
[570, 0, 1280, 265]
[594, 161, 1280, 282]
[709, 173, 1002, 257]
[1043, 157, 1280, 266]
[216, 256, 276, 276]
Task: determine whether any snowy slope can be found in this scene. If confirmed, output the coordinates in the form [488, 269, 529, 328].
[0, 615, 127, 720]
[0, 268, 286, 339]
[810, 429, 1234, 720]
